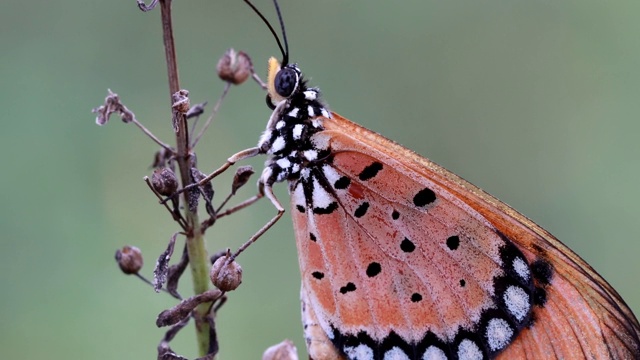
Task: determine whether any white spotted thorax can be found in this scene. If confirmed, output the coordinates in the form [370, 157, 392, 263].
[257, 58, 331, 186]
[253, 57, 541, 360]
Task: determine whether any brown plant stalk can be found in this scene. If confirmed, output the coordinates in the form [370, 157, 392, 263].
[157, 0, 213, 356]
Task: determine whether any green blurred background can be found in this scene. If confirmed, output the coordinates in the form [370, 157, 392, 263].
[2, 0, 640, 358]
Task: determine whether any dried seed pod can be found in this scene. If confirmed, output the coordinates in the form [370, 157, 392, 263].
[186, 101, 207, 119]
[151, 167, 179, 196]
[191, 168, 214, 202]
[172, 89, 190, 113]
[262, 339, 298, 360]
[115, 245, 143, 275]
[217, 49, 253, 85]
[210, 255, 242, 291]
[231, 165, 254, 195]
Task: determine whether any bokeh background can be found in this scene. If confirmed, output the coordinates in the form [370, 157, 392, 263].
[2, 0, 640, 358]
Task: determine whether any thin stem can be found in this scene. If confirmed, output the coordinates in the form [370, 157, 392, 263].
[215, 194, 262, 220]
[159, 0, 211, 356]
[215, 193, 234, 215]
[134, 273, 181, 300]
[188, 102, 208, 141]
[131, 118, 173, 151]
[192, 82, 232, 148]
[252, 73, 268, 90]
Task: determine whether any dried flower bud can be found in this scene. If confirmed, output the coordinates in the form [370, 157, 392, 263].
[186, 101, 208, 119]
[92, 89, 136, 125]
[115, 245, 143, 275]
[232, 165, 254, 195]
[262, 339, 298, 360]
[217, 49, 252, 85]
[152, 168, 179, 196]
[172, 89, 190, 113]
[191, 168, 214, 202]
[210, 255, 242, 291]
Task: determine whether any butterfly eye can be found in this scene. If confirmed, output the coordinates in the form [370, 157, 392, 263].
[274, 67, 299, 98]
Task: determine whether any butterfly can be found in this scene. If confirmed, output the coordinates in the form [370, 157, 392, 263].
[224, 1, 640, 359]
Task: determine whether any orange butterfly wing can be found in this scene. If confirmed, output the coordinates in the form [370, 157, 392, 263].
[292, 112, 640, 359]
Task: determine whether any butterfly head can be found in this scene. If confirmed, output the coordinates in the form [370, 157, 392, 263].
[267, 57, 303, 107]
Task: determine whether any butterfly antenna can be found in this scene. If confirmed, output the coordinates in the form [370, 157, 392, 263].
[243, 0, 289, 66]
[272, 0, 289, 66]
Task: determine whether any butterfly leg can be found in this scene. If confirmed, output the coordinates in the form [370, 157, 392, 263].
[230, 170, 285, 261]
[199, 146, 263, 187]
[163, 146, 264, 203]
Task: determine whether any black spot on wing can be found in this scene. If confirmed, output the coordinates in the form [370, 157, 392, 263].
[354, 202, 369, 218]
[533, 286, 547, 306]
[446, 235, 460, 250]
[339, 282, 356, 294]
[366, 262, 381, 278]
[391, 210, 400, 220]
[358, 162, 383, 181]
[313, 202, 338, 215]
[411, 293, 423, 303]
[460, 279, 466, 287]
[413, 187, 436, 207]
[334, 176, 350, 190]
[296, 205, 305, 213]
[312, 271, 324, 280]
[309, 233, 317, 242]
[531, 259, 553, 285]
[400, 238, 416, 253]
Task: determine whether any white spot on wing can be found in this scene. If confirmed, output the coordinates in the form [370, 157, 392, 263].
[423, 346, 447, 360]
[512, 257, 530, 281]
[308, 105, 315, 117]
[293, 124, 305, 140]
[321, 108, 330, 118]
[311, 132, 330, 151]
[312, 177, 334, 210]
[275, 120, 285, 130]
[322, 165, 341, 187]
[288, 107, 299, 118]
[343, 345, 373, 360]
[504, 285, 530, 321]
[312, 118, 322, 128]
[485, 318, 513, 352]
[301, 168, 311, 180]
[270, 136, 285, 153]
[457, 339, 482, 360]
[304, 150, 318, 161]
[384, 347, 410, 360]
[292, 182, 305, 209]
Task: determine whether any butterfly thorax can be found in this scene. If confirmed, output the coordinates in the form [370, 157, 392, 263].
[258, 63, 332, 186]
